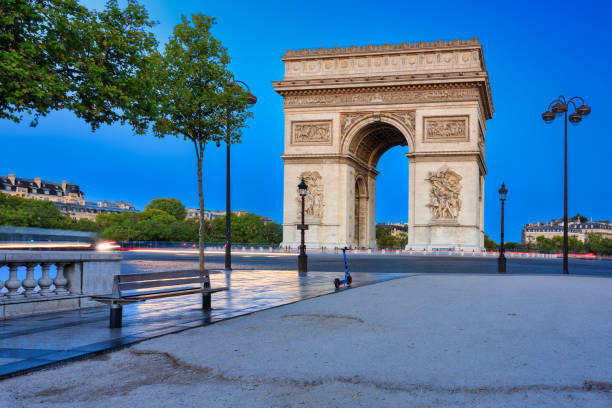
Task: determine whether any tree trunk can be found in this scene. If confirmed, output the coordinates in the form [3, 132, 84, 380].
[196, 141, 205, 273]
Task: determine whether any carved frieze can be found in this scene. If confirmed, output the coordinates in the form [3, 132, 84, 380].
[477, 126, 485, 159]
[390, 111, 416, 132]
[427, 166, 462, 219]
[283, 50, 481, 79]
[341, 111, 415, 137]
[423, 116, 469, 143]
[297, 171, 324, 218]
[291, 121, 332, 145]
[284, 88, 479, 108]
[341, 113, 365, 134]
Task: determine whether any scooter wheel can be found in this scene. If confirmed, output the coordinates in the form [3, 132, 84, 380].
[347, 275, 352, 285]
[334, 278, 341, 288]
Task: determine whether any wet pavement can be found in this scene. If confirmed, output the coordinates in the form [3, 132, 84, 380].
[0, 269, 410, 379]
[1, 250, 610, 380]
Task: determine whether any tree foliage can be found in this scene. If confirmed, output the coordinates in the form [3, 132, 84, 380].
[0, 193, 98, 231]
[484, 234, 498, 250]
[0, 193, 280, 243]
[376, 226, 408, 249]
[145, 197, 186, 220]
[144, 14, 252, 271]
[0, 0, 158, 131]
[205, 213, 282, 245]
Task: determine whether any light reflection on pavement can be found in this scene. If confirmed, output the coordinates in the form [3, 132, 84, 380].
[0, 268, 410, 379]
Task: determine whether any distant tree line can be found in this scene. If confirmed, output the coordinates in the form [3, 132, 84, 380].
[376, 225, 408, 249]
[484, 234, 612, 256]
[0, 195, 282, 244]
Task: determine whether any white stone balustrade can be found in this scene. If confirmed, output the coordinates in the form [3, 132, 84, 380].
[0, 250, 122, 319]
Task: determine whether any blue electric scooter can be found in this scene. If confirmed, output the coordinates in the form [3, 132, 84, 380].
[334, 247, 353, 288]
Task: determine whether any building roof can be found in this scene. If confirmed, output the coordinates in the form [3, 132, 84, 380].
[1, 174, 83, 195]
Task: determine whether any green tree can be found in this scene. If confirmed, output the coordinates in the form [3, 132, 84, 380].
[504, 242, 524, 251]
[1, 0, 158, 131]
[571, 213, 588, 223]
[263, 221, 283, 245]
[145, 198, 186, 220]
[584, 233, 612, 256]
[232, 213, 265, 243]
[376, 226, 408, 249]
[484, 234, 498, 250]
[145, 15, 251, 272]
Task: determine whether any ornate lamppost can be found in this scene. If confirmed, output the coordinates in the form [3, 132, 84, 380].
[542, 96, 591, 274]
[225, 81, 257, 272]
[498, 182, 507, 273]
[297, 178, 308, 273]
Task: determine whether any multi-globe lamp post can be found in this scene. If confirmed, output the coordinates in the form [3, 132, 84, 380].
[297, 178, 309, 273]
[541, 96, 591, 274]
[498, 182, 507, 273]
[225, 81, 257, 272]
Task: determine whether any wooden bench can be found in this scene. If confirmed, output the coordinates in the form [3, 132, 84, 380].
[92, 269, 227, 328]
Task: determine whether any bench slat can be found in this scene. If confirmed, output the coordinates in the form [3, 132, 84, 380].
[121, 286, 227, 300]
[120, 277, 206, 291]
[90, 297, 144, 305]
[119, 269, 209, 282]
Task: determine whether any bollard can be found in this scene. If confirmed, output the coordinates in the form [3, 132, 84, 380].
[110, 303, 122, 329]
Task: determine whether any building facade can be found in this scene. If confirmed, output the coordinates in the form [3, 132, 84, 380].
[274, 39, 492, 250]
[1, 174, 85, 204]
[522, 220, 612, 244]
[1, 174, 136, 220]
[56, 201, 137, 221]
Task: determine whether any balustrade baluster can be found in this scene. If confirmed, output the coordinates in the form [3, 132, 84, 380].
[38, 262, 53, 296]
[5, 263, 23, 298]
[23, 263, 39, 296]
[54, 263, 69, 295]
[0, 265, 4, 298]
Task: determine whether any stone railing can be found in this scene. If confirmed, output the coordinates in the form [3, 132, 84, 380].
[0, 250, 122, 319]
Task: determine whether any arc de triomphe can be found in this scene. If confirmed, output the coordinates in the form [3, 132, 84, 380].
[273, 39, 493, 250]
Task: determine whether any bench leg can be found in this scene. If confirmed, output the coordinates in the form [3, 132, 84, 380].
[202, 292, 211, 311]
[110, 303, 123, 328]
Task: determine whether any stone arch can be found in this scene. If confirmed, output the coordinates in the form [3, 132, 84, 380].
[341, 112, 415, 170]
[274, 40, 492, 250]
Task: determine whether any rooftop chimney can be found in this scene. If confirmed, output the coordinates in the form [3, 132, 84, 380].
[8, 174, 15, 184]
[34, 177, 42, 187]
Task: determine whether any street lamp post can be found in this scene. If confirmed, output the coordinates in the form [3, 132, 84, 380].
[225, 80, 257, 272]
[297, 178, 308, 273]
[542, 96, 591, 274]
[498, 182, 507, 273]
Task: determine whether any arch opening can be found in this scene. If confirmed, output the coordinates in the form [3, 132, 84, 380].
[349, 122, 408, 170]
[347, 122, 410, 248]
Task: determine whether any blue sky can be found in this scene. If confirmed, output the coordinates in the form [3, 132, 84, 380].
[2, 0, 611, 242]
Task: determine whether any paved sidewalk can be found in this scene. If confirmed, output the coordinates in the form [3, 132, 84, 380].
[0, 270, 408, 379]
[2, 274, 611, 407]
